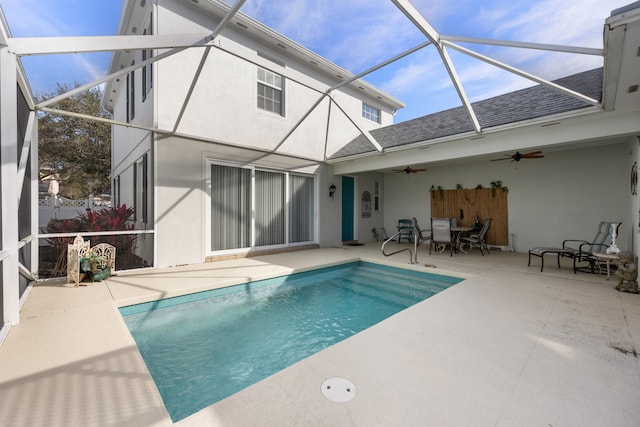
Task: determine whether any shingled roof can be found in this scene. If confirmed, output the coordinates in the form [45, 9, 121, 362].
[330, 68, 603, 159]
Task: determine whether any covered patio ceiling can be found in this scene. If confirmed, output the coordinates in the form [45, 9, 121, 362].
[3, 0, 638, 172]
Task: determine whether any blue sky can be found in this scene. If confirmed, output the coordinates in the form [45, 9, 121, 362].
[1, 0, 123, 95]
[0, 0, 630, 122]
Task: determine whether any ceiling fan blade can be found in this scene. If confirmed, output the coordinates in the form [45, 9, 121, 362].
[491, 151, 544, 162]
[520, 152, 543, 158]
[392, 166, 427, 173]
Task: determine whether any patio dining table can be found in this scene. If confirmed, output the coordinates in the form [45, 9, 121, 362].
[451, 226, 473, 253]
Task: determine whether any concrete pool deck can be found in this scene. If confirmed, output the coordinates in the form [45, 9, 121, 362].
[1, 243, 639, 426]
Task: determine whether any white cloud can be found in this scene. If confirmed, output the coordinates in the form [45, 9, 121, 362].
[73, 54, 106, 83]
[326, 14, 420, 71]
[421, 0, 621, 96]
[382, 62, 435, 94]
[242, 0, 335, 44]
[3, 0, 626, 119]
[2, 1, 120, 94]
[243, 0, 425, 71]
[495, 0, 627, 46]
[1, 0, 73, 36]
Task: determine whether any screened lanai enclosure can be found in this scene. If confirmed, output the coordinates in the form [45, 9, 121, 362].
[0, 18, 39, 340]
[1, 0, 639, 343]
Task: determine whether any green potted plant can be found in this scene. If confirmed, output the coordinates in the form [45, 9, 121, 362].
[79, 253, 111, 283]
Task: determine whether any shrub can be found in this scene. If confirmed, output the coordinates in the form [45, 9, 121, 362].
[42, 205, 137, 277]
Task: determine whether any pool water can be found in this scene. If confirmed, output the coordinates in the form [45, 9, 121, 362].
[120, 261, 462, 421]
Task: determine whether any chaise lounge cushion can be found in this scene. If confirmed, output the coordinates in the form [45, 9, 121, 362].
[528, 247, 575, 272]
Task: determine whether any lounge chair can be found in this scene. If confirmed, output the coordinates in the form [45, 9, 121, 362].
[528, 247, 574, 272]
[528, 221, 620, 272]
[430, 218, 454, 256]
[562, 221, 621, 273]
[461, 218, 492, 255]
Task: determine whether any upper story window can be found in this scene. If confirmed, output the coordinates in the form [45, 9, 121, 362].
[126, 62, 135, 122]
[362, 102, 381, 124]
[142, 15, 153, 102]
[142, 47, 148, 102]
[257, 67, 284, 116]
[134, 154, 148, 223]
[113, 175, 120, 207]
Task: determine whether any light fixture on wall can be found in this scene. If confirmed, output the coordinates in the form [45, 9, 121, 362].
[329, 184, 336, 199]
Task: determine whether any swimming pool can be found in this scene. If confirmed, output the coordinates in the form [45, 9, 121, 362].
[120, 261, 463, 421]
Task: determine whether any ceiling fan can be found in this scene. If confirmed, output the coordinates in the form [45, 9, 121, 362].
[491, 151, 544, 162]
[392, 166, 427, 174]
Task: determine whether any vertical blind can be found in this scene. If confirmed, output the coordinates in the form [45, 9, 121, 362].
[210, 164, 251, 251]
[210, 164, 314, 252]
[255, 170, 285, 246]
[289, 175, 314, 242]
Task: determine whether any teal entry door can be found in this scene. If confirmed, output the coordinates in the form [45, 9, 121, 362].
[341, 176, 354, 241]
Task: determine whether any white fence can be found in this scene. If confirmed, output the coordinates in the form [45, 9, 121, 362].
[38, 196, 112, 229]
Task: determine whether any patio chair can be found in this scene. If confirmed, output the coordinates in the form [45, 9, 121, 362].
[430, 218, 454, 256]
[528, 221, 620, 272]
[90, 243, 116, 272]
[412, 217, 431, 249]
[67, 235, 90, 286]
[397, 219, 414, 243]
[562, 222, 621, 274]
[461, 218, 492, 255]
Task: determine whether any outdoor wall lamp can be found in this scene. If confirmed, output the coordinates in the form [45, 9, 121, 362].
[329, 184, 336, 199]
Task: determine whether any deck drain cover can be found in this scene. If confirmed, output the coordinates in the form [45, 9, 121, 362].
[321, 377, 356, 402]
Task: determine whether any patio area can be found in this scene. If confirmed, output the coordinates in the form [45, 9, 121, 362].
[1, 243, 639, 426]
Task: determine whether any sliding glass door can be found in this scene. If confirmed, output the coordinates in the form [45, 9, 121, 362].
[208, 162, 315, 253]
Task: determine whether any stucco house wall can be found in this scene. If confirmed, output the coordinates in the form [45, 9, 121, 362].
[155, 141, 348, 267]
[153, 1, 397, 159]
[351, 172, 386, 243]
[155, 137, 204, 266]
[109, 0, 400, 267]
